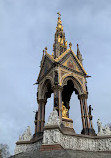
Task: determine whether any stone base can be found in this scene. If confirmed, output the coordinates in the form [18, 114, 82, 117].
[14, 139, 42, 155]
[10, 149, 111, 158]
[62, 117, 73, 128]
[61, 117, 75, 134]
[14, 125, 111, 155]
[81, 128, 96, 136]
[31, 134, 43, 143]
[43, 125, 111, 152]
[40, 144, 64, 151]
[33, 132, 43, 138]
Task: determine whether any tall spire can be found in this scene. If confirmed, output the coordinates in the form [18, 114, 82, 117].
[53, 12, 67, 59]
[56, 12, 63, 32]
[77, 44, 83, 64]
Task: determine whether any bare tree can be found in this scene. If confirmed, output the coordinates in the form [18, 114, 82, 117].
[0, 144, 10, 158]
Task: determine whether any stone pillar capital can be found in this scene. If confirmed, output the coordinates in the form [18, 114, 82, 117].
[78, 93, 88, 100]
[38, 99, 47, 104]
[52, 85, 63, 91]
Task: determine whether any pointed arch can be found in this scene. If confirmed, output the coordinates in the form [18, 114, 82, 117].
[61, 74, 84, 95]
[41, 77, 53, 101]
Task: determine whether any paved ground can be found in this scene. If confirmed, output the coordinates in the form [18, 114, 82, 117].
[10, 149, 111, 158]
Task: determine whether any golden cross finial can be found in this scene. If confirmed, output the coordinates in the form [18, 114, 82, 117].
[57, 12, 61, 17]
[69, 42, 72, 49]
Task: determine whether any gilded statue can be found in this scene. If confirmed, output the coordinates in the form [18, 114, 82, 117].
[62, 102, 68, 118]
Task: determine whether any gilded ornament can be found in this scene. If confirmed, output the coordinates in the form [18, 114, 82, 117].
[45, 47, 47, 51]
[62, 102, 68, 118]
[65, 41, 67, 47]
[69, 42, 72, 49]
[57, 12, 61, 17]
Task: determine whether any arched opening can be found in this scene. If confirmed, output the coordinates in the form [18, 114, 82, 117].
[45, 93, 54, 124]
[70, 93, 82, 133]
[42, 79, 54, 123]
[62, 79, 82, 133]
[35, 79, 54, 134]
[62, 80, 79, 111]
[42, 79, 53, 101]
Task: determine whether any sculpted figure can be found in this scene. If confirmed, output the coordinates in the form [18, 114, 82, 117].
[19, 135, 22, 141]
[97, 119, 111, 136]
[62, 102, 68, 118]
[97, 119, 102, 133]
[18, 126, 32, 141]
[88, 105, 93, 120]
[46, 109, 61, 126]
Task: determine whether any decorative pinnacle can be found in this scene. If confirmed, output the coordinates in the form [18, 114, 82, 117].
[45, 47, 47, 52]
[77, 44, 79, 51]
[69, 42, 72, 49]
[77, 44, 80, 54]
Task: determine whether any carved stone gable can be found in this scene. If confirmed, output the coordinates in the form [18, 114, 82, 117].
[38, 57, 53, 81]
[62, 54, 81, 73]
[61, 70, 67, 77]
[78, 77, 83, 84]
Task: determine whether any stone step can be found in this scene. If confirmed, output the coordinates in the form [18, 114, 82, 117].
[10, 149, 111, 158]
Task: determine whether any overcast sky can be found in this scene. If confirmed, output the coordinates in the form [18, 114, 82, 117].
[0, 0, 111, 155]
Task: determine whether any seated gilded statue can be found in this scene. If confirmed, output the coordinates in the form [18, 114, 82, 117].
[62, 102, 68, 118]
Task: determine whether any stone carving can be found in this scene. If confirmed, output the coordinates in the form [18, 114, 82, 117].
[43, 129, 61, 144]
[43, 127, 111, 152]
[15, 122, 111, 155]
[14, 118, 111, 156]
[46, 110, 61, 126]
[14, 140, 42, 155]
[19, 126, 32, 141]
[42, 115, 111, 152]
[14, 126, 42, 155]
[97, 119, 111, 136]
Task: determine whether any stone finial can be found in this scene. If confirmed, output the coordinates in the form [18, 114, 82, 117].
[77, 44, 79, 53]
[45, 47, 47, 53]
[77, 43, 83, 64]
[69, 42, 72, 49]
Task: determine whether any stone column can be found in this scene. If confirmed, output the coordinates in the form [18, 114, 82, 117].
[37, 103, 41, 133]
[53, 85, 63, 121]
[37, 99, 46, 133]
[84, 98, 90, 128]
[34, 111, 38, 135]
[79, 98, 85, 129]
[41, 100, 46, 132]
[78, 94, 90, 134]
[79, 94, 96, 136]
